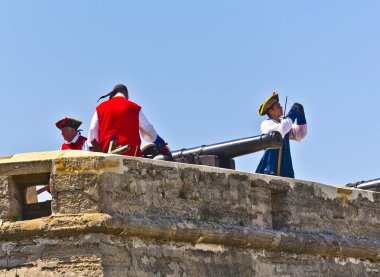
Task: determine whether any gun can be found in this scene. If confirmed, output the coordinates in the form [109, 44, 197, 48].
[142, 132, 283, 169]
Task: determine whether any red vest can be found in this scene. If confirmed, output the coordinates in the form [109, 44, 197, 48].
[96, 97, 142, 156]
[61, 135, 87, 150]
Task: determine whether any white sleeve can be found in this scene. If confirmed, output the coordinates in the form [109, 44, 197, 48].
[290, 124, 308, 141]
[81, 141, 91, 151]
[139, 110, 158, 143]
[87, 112, 99, 147]
[261, 118, 293, 138]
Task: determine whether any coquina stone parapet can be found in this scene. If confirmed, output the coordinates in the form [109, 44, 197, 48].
[0, 151, 379, 276]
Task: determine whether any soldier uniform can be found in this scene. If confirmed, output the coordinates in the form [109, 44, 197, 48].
[256, 93, 307, 178]
[56, 118, 90, 151]
[88, 84, 167, 156]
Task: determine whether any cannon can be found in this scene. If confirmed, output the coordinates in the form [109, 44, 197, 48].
[346, 178, 380, 191]
[142, 131, 283, 169]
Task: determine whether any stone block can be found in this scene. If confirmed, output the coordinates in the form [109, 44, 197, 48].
[0, 176, 22, 220]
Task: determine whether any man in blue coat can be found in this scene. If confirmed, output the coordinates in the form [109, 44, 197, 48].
[256, 93, 307, 178]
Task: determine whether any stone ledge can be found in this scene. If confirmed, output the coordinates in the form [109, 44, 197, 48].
[0, 151, 116, 176]
[1, 213, 379, 262]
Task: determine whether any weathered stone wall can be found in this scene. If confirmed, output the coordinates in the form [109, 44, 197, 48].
[0, 175, 22, 220]
[0, 151, 379, 276]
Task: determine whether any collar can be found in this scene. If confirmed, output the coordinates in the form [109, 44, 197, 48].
[269, 117, 282, 123]
[65, 132, 80, 144]
[114, 92, 126, 99]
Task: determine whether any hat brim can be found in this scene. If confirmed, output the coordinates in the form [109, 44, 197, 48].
[259, 93, 279, 116]
[55, 118, 82, 130]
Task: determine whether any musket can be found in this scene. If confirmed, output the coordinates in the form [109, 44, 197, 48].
[283, 96, 288, 116]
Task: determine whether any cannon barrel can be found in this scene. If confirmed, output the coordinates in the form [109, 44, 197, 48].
[346, 178, 380, 190]
[154, 131, 282, 161]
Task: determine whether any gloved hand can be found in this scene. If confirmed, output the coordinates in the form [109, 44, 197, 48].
[296, 103, 307, 125]
[154, 135, 173, 160]
[297, 103, 304, 112]
[160, 143, 173, 159]
[286, 103, 301, 122]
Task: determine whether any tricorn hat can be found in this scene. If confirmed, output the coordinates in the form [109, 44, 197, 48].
[259, 92, 279, 116]
[55, 118, 82, 130]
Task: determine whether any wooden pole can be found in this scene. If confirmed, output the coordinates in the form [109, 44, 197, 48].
[276, 145, 283, 176]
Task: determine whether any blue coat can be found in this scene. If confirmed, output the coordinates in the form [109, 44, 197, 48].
[256, 132, 294, 178]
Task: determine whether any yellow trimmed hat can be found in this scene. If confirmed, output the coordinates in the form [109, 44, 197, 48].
[259, 92, 279, 116]
[55, 117, 82, 130]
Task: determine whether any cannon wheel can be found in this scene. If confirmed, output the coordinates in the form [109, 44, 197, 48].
[141, 143, 172, 159]
[141, 144, 159, 159]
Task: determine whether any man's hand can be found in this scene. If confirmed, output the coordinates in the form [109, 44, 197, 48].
[153, 135, 173, 160]
[286, 103, 301, 122]
[295, 103, 306, 125]
[294, 102, 304, 112]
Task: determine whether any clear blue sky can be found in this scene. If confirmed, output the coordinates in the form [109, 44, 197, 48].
[1, 1, 379, 187]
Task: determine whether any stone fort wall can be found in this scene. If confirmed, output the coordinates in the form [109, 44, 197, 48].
[0, 151, 379, 276]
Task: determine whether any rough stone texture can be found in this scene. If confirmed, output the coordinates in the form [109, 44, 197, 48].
[0, 150, 380, 276]
[0, 176, 22, 220]
[93, 163, 273, 228]
[270, 181, 380, 240]
[0, 231, 379, 277]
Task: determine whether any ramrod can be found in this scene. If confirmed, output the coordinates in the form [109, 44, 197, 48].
[142, 131, 282, 170]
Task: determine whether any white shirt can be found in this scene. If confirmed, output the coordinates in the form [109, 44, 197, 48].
[62, 132, 91, 151]
[261, 118, 307, 141]
[87, 93, 158, 146]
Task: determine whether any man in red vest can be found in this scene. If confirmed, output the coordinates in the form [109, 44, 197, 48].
[41, 118, 89, 195]
[56, 117, 90, 151]
[87, 84, 167, 156]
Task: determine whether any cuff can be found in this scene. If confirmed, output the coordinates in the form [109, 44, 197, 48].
[286, 110, 297, 122]
[297, 111, 307, 125]
[154, 135, 165, 147]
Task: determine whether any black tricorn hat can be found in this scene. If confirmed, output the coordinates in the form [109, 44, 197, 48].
[259, 92, 279, 116]
[55, 117, 82, 130]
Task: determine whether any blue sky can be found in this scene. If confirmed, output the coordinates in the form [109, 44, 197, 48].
[1, 1, 379, 187]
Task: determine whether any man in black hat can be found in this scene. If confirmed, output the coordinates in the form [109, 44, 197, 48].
[87, 84, 168, 156]
[56, 117, 90, 151]
[256, 92, 307, 178]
